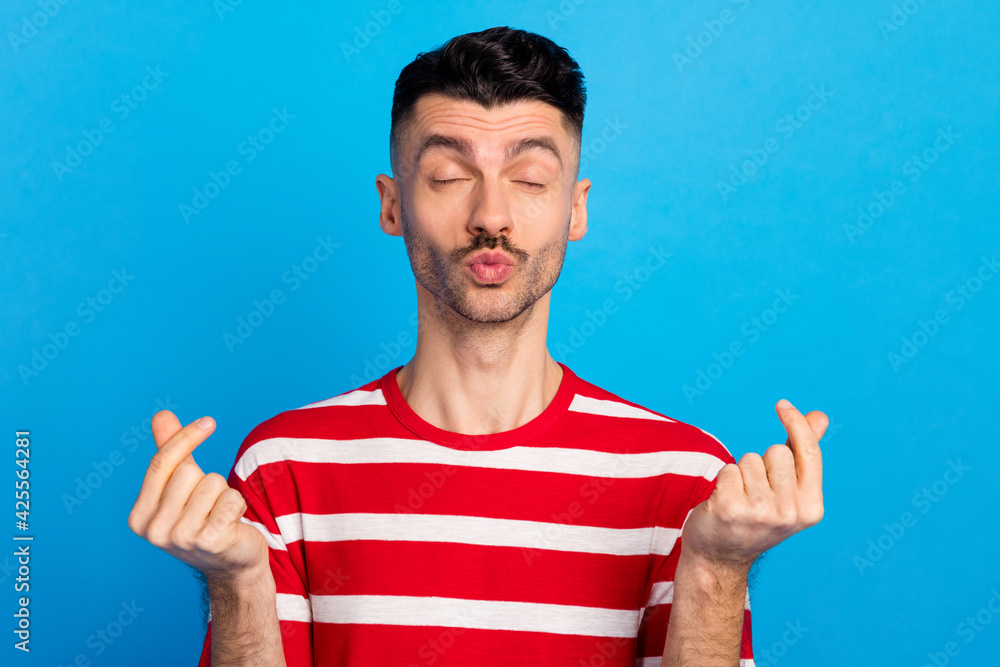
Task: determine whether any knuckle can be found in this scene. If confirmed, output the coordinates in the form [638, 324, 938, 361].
[763, 444, 792, 461]
[193, 526, 223, 553]
[207, 472, 230, 492]
[729, 500, 753, 524]
[805, 504, 824, 524]
[198, 521, 235, 554]
[767, 469, 796, 486]
[196, 472, 229, 496]
[205, 471, 227, 485]
[708, 496, 735, 522]
[776, 504, 798, 526]
[222, 488, 247, 513]
[169, 523, 193, 550]
[145, 518, 171, 548]
[127, 507, 142, 534]
[715, 463, 737, 482]
[206, 490, 245, 533]
[147, 451, 170, 473]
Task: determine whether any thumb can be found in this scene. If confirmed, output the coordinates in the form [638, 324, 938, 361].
[151, 410, 182, 448]
[805, 410, 829, 441]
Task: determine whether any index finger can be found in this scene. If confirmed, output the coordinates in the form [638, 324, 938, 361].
[775, 399, 823, 494]
[134, 415, 216, 510]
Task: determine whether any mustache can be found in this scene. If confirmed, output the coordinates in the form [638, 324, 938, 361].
[451, 232, 528, 263]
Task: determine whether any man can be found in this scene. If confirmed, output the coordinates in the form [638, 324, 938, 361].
[128, 26, 826, 666]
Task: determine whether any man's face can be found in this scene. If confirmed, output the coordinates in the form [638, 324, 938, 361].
[381, 93, 589, 325]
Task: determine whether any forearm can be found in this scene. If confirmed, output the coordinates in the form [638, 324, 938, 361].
[207, 564, 287, 667]
[661, 548, 749, 667]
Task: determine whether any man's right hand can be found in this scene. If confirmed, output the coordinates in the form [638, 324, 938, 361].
[127, 410, 268, 582]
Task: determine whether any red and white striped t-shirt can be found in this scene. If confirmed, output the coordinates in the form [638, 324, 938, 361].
[197, 362, 754, 666]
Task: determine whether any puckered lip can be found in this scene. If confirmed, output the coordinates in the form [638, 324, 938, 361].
[465, 250, 515, 266]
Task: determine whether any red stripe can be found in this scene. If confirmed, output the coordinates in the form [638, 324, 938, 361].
[312, 622, 639, 666]
[246, 459, 711, 530]
[304, 539, 649, 608]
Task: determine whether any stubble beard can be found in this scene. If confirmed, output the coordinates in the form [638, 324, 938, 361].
[399, 197, 570, 328]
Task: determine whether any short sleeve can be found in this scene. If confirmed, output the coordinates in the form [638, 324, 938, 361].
[633, 431, 754, 665]
[197, 435, 314, 666]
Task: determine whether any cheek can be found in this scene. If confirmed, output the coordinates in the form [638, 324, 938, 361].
[412, 192, 469, 227]
[515, 189, 564, 221]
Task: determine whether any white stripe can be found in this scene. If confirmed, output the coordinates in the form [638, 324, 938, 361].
[239, 516, 287, 551]
[569, 394, 674, 422]
[234, 436, 726, 484]
[276, 592, 312, 622]
[310, 593, 639, 637]
[646, 581, 752, 609]
[293, 388, 387, 410]
[638, 658, 755, 667]
[296, 387, 671, 423]
[648, 581, 674, 607]
[273, 512, 682, 556]
[209, 593, 310, 623]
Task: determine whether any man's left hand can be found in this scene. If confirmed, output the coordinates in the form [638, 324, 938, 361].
[679, 399, 827, 570]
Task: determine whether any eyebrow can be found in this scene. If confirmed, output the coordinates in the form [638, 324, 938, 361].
[413, 133, 563, 170]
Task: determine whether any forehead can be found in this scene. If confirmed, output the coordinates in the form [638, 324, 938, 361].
[406, 93, 570, 166]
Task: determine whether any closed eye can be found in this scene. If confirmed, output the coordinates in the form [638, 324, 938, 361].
[431, 179, 545, 190]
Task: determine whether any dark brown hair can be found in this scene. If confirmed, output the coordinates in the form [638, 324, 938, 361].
[389, 26, 587, 180]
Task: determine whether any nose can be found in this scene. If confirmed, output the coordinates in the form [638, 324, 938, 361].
[467, 178, 513, 239]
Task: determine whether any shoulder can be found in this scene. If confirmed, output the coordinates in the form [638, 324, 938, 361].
[229, 376, 387, 481]
[566, 366, 736, 467]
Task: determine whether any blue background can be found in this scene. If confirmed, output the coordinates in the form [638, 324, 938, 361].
[2, 1, 998, 665]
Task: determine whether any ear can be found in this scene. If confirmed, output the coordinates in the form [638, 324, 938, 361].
[375, 173, 404, 237]
[569, 177, 590, 242]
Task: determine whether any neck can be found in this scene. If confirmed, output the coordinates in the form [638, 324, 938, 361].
[395, 285, 563, 435]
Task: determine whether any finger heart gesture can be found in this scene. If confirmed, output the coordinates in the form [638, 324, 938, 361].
[680, 399, 827, 569]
